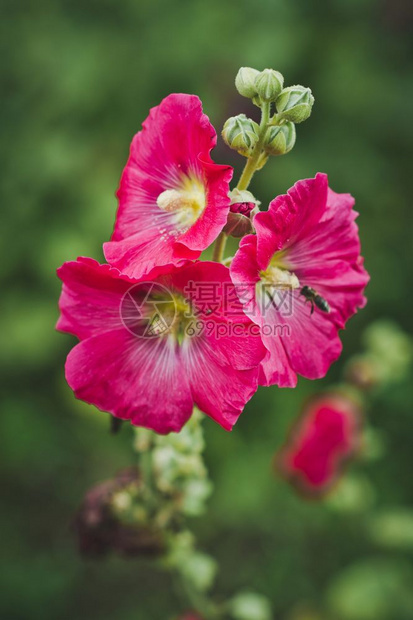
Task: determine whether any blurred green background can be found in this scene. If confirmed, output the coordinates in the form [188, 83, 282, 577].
[1, 0, 413, 618]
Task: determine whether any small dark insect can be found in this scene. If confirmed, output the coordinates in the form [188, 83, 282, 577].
[300, 286, 331, 315]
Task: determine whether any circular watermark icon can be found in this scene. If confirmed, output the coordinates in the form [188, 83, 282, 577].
[120, 282, 177, 339]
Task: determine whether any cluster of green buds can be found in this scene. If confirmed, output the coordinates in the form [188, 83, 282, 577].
[222, 67, 314, 159]
[133, 407, 213, 525]
[133, 410, 273, 619]
[77, 408, 273, 617]
[74, 410, 212, 560]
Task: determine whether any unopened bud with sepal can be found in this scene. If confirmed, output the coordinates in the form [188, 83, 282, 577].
[276, 85, 314, 123]
[222, 114, 259, 157]
[254, 69, 284, 103]
[235, 67, 260, 99]
[264, 122, 296, 156]
[223, 189, 260, 238]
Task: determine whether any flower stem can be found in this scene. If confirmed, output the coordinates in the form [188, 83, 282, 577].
[140, 443, 158, 514]
[212, 102, 271, 263]
[212, 231, 228, 263]
[236, 101, 271, 191]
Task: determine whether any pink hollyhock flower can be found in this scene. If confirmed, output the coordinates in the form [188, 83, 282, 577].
[277, 393, 362, 496]
[230, 173, 369, 387]
[57, 258, 265, 434]
[103, 94, 233, 278]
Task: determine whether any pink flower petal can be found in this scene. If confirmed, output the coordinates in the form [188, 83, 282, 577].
[254, 173, 329, 269]
[179, 155, 233, 251]
[262, 291, 343, 380]
[230, 235, 297, 387]
[167, 261, 266, 429]
[182, 335, 262, 431]
[103, 227, 199, 280]
[66, 330, 193, 434]
[287, 186, 369, 327]
[56, 257, 134, 340]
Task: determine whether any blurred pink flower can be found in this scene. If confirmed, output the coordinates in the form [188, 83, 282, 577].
[104, 94, 233, 279]
[57, 257, 265, 434]
[230, 173, 369, 387]
[277, 393, 362, 495]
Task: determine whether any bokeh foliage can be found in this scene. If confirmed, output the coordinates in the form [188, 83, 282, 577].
[1, 0, 413, 618]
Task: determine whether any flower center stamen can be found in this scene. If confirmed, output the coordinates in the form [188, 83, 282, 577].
[156, 177, 206, 231]
[169, 294, 194, 344]
[260, 265, 300, 290]
[257, 257, 300, 315]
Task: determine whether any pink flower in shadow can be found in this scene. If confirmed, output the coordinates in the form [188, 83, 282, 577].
[104, 94, 233, 279]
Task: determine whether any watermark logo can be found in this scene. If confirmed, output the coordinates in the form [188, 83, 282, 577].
[119, 280, 295, 340]
[120, 282, 176, 339]
[258, 286, 295, 317]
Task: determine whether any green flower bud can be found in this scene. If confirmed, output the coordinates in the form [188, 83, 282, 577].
[276, 85, 314, 123]
[264, 122, 296, 156]
[254, 69, 284, 102]
[222, 114, 259, 157]
[235, 67, 260, 99]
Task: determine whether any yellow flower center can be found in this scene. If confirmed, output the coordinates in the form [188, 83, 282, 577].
[143, 293, 194, 343]
[156, 176, 206, 231]
[260, 265, 300, 290]
[257, 255, 300, 314]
